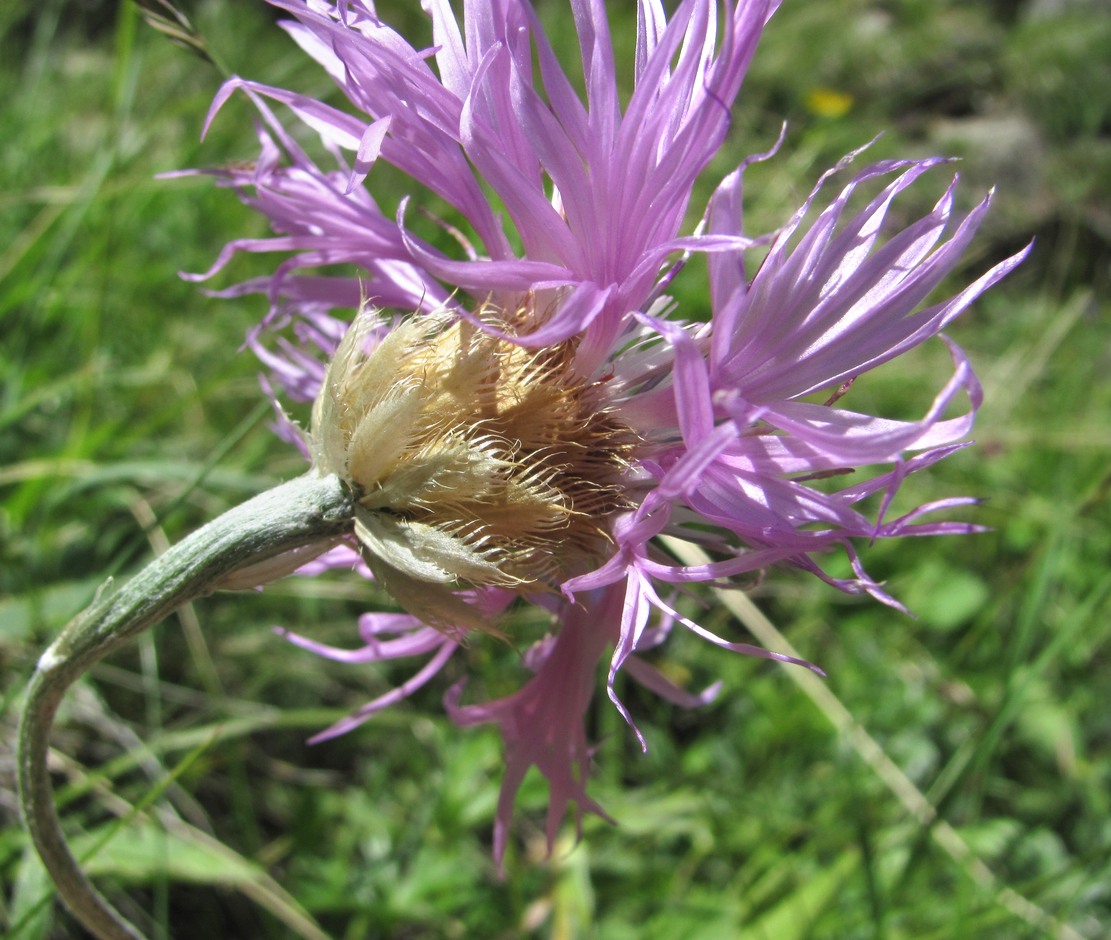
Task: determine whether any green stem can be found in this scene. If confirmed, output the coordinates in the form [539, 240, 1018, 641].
[18, 471, 356, 940]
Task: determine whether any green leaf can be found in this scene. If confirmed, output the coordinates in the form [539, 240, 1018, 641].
[740, 850, 859, 940]
[74, 822, 330, 940]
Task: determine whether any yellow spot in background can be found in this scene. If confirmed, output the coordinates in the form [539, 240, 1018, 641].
[806, 87, 854, 118]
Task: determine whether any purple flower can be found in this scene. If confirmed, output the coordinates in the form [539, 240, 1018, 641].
[192, 0, 773, 358]
[193, 0, 1029, 861]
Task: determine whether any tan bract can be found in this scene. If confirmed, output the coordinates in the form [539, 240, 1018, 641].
[311, 303, 635, 632]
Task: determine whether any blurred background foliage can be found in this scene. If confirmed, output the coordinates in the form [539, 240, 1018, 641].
[1, 0, 1109, 937]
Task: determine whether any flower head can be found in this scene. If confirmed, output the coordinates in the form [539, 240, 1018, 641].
[195, 0, 1029, 861]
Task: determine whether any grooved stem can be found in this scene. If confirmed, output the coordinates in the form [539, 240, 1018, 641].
[18, 472, 356, 940]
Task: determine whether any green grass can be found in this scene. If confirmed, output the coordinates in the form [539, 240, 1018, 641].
[2, 0, 1109, 938]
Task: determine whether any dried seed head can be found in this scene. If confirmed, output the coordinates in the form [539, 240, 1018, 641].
[311, 302, 637, 632]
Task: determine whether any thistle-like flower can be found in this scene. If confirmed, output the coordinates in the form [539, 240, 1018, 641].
[194, 0, 1029, 861]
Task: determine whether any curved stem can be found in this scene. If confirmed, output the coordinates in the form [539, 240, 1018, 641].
[18, 471, 356, 940]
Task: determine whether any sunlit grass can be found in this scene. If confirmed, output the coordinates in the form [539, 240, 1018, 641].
[2, 1, 1109, 938]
